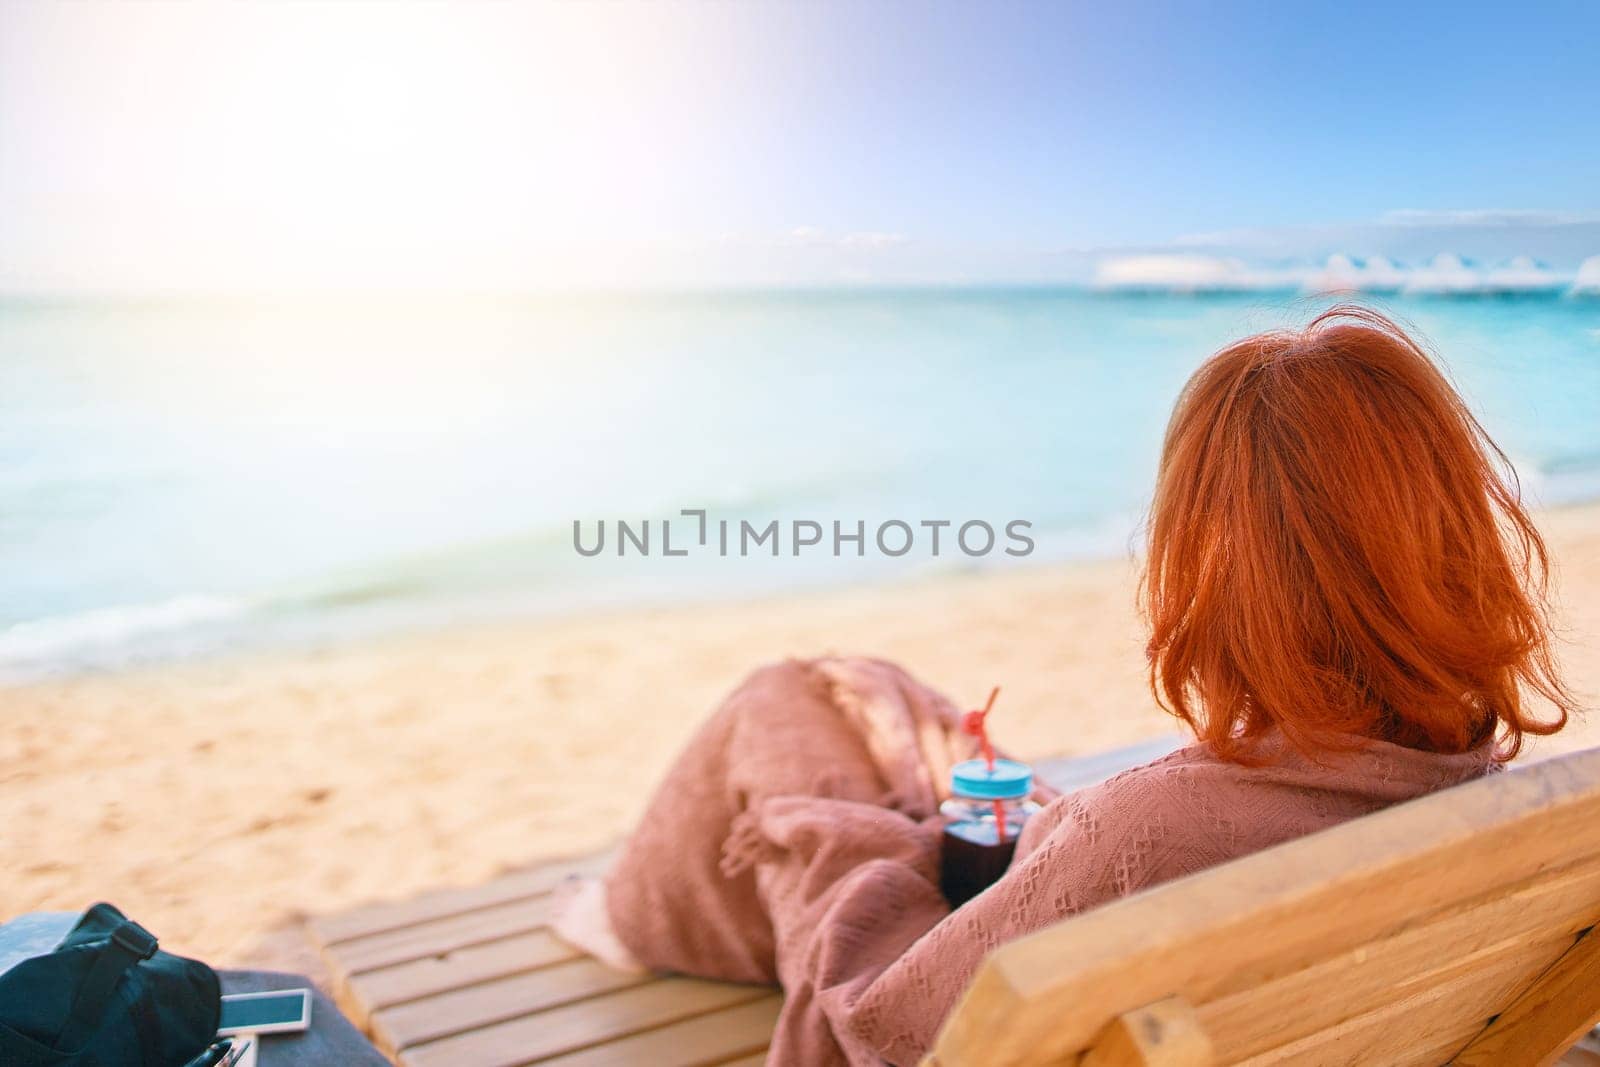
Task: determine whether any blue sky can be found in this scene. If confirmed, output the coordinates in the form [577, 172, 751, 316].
[692, 2, 1600, 242]
[3, 1, 1598, 290]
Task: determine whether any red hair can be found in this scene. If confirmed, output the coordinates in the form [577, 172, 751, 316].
[1142, 305, 1572, 762]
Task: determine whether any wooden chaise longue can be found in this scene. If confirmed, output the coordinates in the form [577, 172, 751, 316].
[312, 738, 1600, 1066]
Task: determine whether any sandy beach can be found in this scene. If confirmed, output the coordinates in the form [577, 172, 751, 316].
[3, 503, 1596, 982]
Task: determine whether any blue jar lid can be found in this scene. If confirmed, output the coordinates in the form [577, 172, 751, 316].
[950, 758, 1032, 800]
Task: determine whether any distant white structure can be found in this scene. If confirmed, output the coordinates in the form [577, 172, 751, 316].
[1402, 253, 1481, 295]
[1304, 254, 1360, 293]
[1479, 255, 1567, 294]
[1091, 254, 1278, 292]
[1092, 250, 1596, 297]
[1304, 254, 1405, 293]
[1571, 255, 1600, 296]
[1361, 256, 1407, 292]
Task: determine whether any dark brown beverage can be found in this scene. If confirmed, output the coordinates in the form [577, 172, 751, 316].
[940, 819, 1018, 907]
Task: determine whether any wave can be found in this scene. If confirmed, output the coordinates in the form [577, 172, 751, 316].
[1093, 253, 1596, 296]
[0, 595, 252, 679]
[1528, 449, 1600, 507]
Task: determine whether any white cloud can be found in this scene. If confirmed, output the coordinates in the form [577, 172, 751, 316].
[782, 227, 909, 249]
[1168, 209, 1600, 269]
[835, 231, 910, 249]
[1379, 209, 1594, 228]
[1170, 230, 1243, 248]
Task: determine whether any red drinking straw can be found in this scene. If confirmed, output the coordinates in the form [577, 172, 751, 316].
[961, 686, 1009, 844]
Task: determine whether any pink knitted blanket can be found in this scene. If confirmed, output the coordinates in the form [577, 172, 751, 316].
[598, 658, 1492, 1065]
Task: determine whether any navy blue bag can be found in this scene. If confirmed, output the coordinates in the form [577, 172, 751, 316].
[0, 902, 221, 1067]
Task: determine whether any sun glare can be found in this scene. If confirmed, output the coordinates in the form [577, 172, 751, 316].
[4, 3, 726, 291]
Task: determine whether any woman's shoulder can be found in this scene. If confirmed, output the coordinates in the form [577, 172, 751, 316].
[1021, 742, 1238, 847]
[1010, 742, 1259, 899]
[1023, 729, 1494, 864]
[1084, 739, 1247, 804]
[1074, 728, 1494, 804]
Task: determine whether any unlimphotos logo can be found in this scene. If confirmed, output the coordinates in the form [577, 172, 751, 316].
[573, 509, 1034, 559]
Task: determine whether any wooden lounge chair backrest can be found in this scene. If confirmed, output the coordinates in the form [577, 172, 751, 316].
[926, 746, 1600, 1067]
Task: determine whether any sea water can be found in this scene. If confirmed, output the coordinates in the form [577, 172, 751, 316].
[2, 290, 1596, 678]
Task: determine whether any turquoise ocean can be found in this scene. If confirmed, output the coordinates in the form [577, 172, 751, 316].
[2, 290, 1597, 679]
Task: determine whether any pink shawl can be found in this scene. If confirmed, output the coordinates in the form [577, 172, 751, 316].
[596, 658, 1492, 1065]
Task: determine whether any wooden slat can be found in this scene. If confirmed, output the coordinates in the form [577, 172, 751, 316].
[531, 995, 782, 1067]
[1454, 926, 1600, 1066]
[1200, 859, 1600, 1060]
[310, 852, 608, 947]
[330, 894, 558, 977]
[932, 748, 1600, 1066]
[313, 739, 1173, 1063]
[349, 929, 582, 1014]
[1236, 935, 1572, 1066]
[401, 977, 772, 1067]
[373, 957, 652, 1054]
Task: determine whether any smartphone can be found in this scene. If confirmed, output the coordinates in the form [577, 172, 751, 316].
[217, 989, 313, 1036]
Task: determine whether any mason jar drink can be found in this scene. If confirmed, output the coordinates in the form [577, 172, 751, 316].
[939, 757, 1040, 906]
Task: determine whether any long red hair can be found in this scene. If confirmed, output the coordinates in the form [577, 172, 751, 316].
[1142, 305, 1572, 761]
